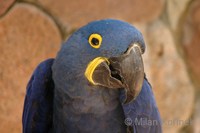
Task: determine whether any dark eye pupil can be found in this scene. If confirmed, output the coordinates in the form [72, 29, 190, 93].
[91, 38, 99, 46]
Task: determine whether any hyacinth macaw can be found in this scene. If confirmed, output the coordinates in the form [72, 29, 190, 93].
[22, 19, 162, 133]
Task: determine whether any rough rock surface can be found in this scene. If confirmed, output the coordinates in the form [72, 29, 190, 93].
[181, 1, 200, 132]
[143, 21, 194, 133]
[193, 98, 200, 133]
[0, 0, 15, 16]
[0, 3, 61, 133]
[182, 0, 200, 90]
[167, 0, 191, 30]
[26, 0, 164, 29]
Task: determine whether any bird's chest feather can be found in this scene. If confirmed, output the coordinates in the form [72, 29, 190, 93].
[53, 85, 126, 133]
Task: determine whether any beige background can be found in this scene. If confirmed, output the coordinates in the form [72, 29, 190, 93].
[0, 0, 199, 133]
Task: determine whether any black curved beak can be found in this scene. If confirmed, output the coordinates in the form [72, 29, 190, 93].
[108, 44, 144, 104]
[86, 43, 144, 104]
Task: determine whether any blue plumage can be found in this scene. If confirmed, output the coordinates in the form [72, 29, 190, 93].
[22, 19, 162, 133]
[23, 59, 54, 133]
[121, 77, 162, 132]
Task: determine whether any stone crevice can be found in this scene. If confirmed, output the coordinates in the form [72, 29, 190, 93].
[17, 0, 69, 40]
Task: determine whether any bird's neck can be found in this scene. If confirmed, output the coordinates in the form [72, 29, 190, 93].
[53, 79, 122, 131]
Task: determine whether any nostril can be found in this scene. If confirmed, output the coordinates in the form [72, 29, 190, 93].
[123, 44, 135, 54]
[123, 48, 129, 54]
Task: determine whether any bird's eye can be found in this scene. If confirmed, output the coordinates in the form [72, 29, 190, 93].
[88, 33, 102, 49]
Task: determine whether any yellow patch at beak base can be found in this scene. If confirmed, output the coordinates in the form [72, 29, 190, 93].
[85, 57, 109, 85]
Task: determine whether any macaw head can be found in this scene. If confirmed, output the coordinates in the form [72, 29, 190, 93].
[53, 19, 145, 104]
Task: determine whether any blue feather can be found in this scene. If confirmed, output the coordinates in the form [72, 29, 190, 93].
[22, 59, 54, 133]
[121, 76, 162, 133]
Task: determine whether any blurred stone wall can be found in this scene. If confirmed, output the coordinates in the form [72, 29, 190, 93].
[0, 0, 199, 133]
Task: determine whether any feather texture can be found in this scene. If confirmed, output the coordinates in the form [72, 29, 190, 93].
[22, 59, 54, 133]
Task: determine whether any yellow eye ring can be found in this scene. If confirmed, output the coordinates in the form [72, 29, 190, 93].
[88, 33, 102, 49]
